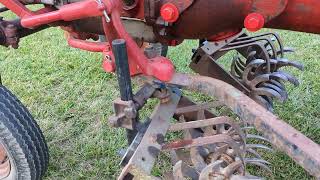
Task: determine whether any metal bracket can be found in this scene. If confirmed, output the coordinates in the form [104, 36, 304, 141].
[118, 88, 181, 179]
[109, 99, 137, 130]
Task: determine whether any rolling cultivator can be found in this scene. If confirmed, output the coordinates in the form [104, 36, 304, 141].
[0, 0, 319, 179]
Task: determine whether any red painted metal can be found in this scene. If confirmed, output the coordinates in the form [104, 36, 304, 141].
[0, 0, 33, 17]
[244, 13, 265, 32]
[102, 51, 115, 73]
[160, 3, 179, 23]
[1, 0, 320, 178]
[266, 0, 320, 34]
[1, 0, 175, 81]
[207, 30, 241, 41]
[21, 0, 105, 28]
[2, 0, 320, 81]
[67, 33, 109, 52]
[101, 7, 174, 80]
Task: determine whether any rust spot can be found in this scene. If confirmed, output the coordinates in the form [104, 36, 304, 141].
[162, 139, 193, 150]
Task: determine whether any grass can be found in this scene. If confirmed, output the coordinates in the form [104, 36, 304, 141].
[0, 15, 320, 180]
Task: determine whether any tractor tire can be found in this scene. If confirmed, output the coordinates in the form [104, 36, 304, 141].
[0, 85, 48, 180]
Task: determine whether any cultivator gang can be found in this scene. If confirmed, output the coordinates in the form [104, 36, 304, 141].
[0, 0, 319, 179]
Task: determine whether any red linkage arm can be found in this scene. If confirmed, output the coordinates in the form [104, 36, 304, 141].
[0, 0, 33, 17]
[1, 0, 175, 81]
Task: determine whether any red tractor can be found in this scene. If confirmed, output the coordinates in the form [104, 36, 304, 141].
[0, 0, 319, 179]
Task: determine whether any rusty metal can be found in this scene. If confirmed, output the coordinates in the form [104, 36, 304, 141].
[132, 72, 320, 177]
[173, 96, 218, 122]
[140, 73, 320, 178]
[132, 83, 156, 109]
[0, 18, 49, 48]
[190, 52, 250, 95]
[191, 30, 303, 111]
[167, 101, 272, 179]
[0, 19, 19, 48]
[118, 88, 181, 179]
[168, 116, 237, 132]
[165, 116, 250, 179]
[116, 76, 274, 179]
[2, 0, 320, 179]
[109, 98, 137, 129]
[162, 134, 243, 152]
[109, 83, 156, 130]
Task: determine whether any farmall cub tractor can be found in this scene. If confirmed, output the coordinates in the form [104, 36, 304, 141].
[0, 0, 319, 179]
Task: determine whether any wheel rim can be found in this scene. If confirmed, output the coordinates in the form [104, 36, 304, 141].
[0, 144, 11, 179]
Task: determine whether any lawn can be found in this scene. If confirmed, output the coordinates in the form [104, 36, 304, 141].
[0, 16, 320, 180]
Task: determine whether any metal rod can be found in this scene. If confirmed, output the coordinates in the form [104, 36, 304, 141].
[112, 39, 136, 144]
[112, 39, 133, 101]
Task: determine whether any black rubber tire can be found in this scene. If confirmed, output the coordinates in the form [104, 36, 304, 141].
[0, 85, 48, 180]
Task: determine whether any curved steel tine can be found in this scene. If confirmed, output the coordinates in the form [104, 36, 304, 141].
[269, 79, 285, 91]
[246, 144, 274, 152]
[252, 95, 274, 111]
[264, 44, 277, 59]
[223, 160, 244, 177]
[246, 134, 272, 144]
[268, 32, 285, 58]
[271, 71, 300, 86]
[248, 74, 270, 87]
[262, 96, 274, 111]
[237, 55, 247, 66]
[263, 79, 286, 92]
[283, 47, 295, 52]
[231, 56, 242, 78]
[276, 58, 304, 71]
[236, 58, 246, 71]
[252, 37, 278, 59]
[241, 126, 254, 131]
[246, 161, 272, 173]
[199, 160, 224, 180]
[234, 60, 244, 79]
[171, 149, 192, 165]
[268, 59, 280, 72]
[190, 147, 208, 172]
[173, 160, 199, 180]
[245, 158, 271, 165]
[242, 59, 266, 80]
[260, 82, 286, 95]
[269, 71, 288, 82]
[247, 59, 266, 68]
[246, 50, 257, 64]
[277, 47, 295, 56]
[244, 32, 284, 58]
[259, 82, 288, 101]
[246, 148, 263, 159]
[253, 87, 284, 102]
[235, 60, 245, 76]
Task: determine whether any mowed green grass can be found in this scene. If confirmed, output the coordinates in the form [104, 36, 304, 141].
[0, 20, 320, 179]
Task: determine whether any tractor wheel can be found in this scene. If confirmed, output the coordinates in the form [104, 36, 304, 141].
[0, 85, 48, 180]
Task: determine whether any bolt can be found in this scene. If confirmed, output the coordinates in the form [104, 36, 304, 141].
[162, 7, 174, 20]
[160, 3, 179, 23]
[244, 13, 265, 32]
